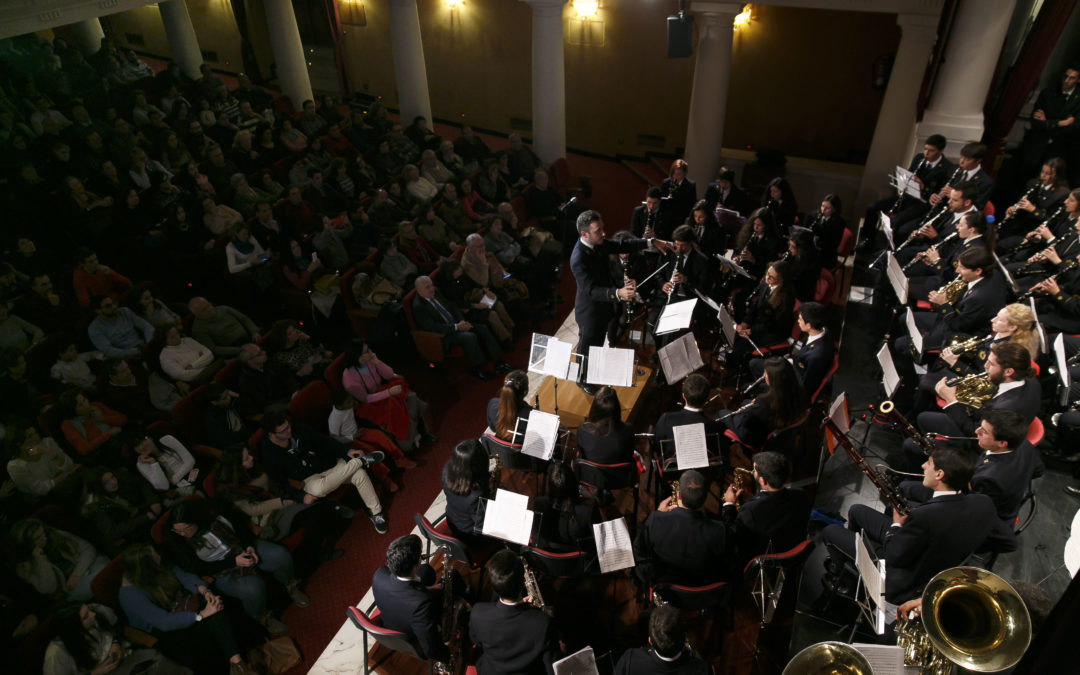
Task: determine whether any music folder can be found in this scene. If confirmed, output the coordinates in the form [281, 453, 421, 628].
[879, 213, 895, 250]
[876, 344, 900, 398]
[885, 251, 908, 304]
[717, 305, 738, 346]
[904, 307, 922, 358]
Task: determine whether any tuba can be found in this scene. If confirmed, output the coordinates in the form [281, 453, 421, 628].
[896, 566, 1031, 673]
[782, 641, 873, 674]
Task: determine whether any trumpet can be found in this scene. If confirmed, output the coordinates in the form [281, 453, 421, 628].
[879, 400, 936, 454]
[1019, 258, 1079, 300]
[901, 231, 958, 271]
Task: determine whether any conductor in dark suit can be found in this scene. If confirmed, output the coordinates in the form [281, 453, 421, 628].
[630, 187, 670, 239]
[820, 445, 996, 603]
[370, 534, 447, 663]
[633, 469, 728, 587]
[614, 605, 710, 675]
[411, 275, 511, 380]
[469, 550, 558, 675]
[660, 159, 697, 227]
[721, 451, 810, 565]
[571, 209, 669, 394]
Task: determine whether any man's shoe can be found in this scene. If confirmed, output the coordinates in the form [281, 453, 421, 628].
[577, 382, 599, 396]
[1065, 485, 1080, 497]
[371, 513, 389, 534]
[471, 367, 493, 380]
[420, 431, 439, 445]
[495, 361, 514, 373]
[260, 613, 289, 636]
[318, 548, 345, 562]
[358, 450, 386, 468]
[286, 581, 310, 608]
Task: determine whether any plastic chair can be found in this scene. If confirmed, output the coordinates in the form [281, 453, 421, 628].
[413, 513, 499, 570]
[288, 380, 333, 431]
[346, 605, 433, 674]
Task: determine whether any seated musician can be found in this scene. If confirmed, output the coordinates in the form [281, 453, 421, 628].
[906, 211, 992, 302]
[787, 230, 822, 302]
[614, 604, 710, 675]
[894, 182, 979, 267]
[732, 208, 782, 282]
[997, 158, 1069, 251]
[370, 534, 453, 663]
[893, 142, 993, 242]
[576, 385, 636, 466]
[748, 301, 834, 396]
[1004, 188, 1080, 285]
[687, 198, 724, 256]
[721, 451, 810, 565]
[720, 357, 808, 454]
[761, 177, 798, 236]
[487, 369, 533, 442]
[820, 445, 996, 604]
[531, 463, 599, 553]
[900, 411, 1043, 553]
[904, 343, 1041, 465]
[862, 134, 950, 234]
[606, 230, 649, 346]
[632, 469, 729, 588]
[469, 550, 559, 674]
[630, 186, 669, 239]
[652, 374, 721, 466]
[732, 260, 796, 366]
[440, 439, 492, 546]
[648, 226, 711, 384]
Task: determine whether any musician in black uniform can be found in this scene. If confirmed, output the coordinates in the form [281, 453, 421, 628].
[733, 208, 783, 281]
[576, 385, 637, 466]
[687, 198, 724, 256]
[469, 550, 558, 675]
[1029, 244, 1080, 333]
[793, 301, 835, 396]
[820, 445, 996, 604]
[660, 159, 697, 227]
[704, 167, 750, 217]
[369, 534, 449, 663]
[1002, 186, 1079, 265]
[997, 158, 1069, 250]
[630, 187, 670, 239]
[606, 230, 650, 346]
[720, 357, 808, 456]
[732, 260, 796, 362]
[1018, 65, 1080, 185]
[863, 134, 951, 234]
[761, 177, 798, 236]
[894, 142, 993, 241]
[721, 451, 810, 564]
[906, 211, 992, 302]
[806, 193, 847, 268]
[571, 209, 670, 395]
[614, 605, 710, 675]
[646, 225, 710, 364]
[653, 374, 721, 466]
[895, 182, 979, 266]
[787, 229, 822, 302]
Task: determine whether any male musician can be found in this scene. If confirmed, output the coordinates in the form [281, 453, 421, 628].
[633, 469, 729, 587]
[369, 534, 450, 663]
[820, 445, 996, 604]
[469, 550, 558, 674]
[660, 159, 698, 227]
[631, 187, 670, 239]
[747, 301, 833, 397]
[721, 451, 810, 565]
[704, 167, 750, 217]
[893, 142, 993, 242]
[652, 374, 721, 463]
[901, 411, 1043, 553]
[1018, 65, 1080, 185]
[895, 182, 979, 266]
[614, 605, 710, 674]
[647, 225, 711, 371]
[863, 133, 951, 234]
[607, 230, 651, 346]
[571, 210, 670, 395]
[906, 211, 988, 301]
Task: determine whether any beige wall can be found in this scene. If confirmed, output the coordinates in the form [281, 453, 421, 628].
[103, 0, 898, 163]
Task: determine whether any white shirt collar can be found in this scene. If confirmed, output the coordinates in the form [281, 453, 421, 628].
[580, 238, 595, 250]
[806, 331, 825, 344]
[926, 156, 942, 168]
[967, 276, 982, 289]
[932, 489, 961, 498]
[994, 380, 1024, 397]
[683, 405, 702, 412]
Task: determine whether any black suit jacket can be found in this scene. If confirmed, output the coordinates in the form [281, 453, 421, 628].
[958, 168, 995, 210]
[881, 491, 996, 603]
[660, 177, 698, 226]
[942, 377, 1041, 435]
[793, 330, 835, 396]
[745, 286, 796, 347]
[911, 154, 955, 201]
[805, 213, 847, 265]
[412, 289, 464, 339]
[615, 647, 711, 674]
[649, 249, 710, 305]
[633, 507, 728, 586]
[370, 566, 445, 661]
[653, 409, 721, 460]
[722, 488, 810, 564]
[469, 600, 555, 675]
[576, 420, 636, 465]
[927, 274, 1006, 346]
[705, 182, 750, 217]
[571, 237, 649, 341]
[630, 205, 670, 239]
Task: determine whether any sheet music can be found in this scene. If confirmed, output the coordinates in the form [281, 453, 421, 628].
[481, 489, 535, 545]
[586, 346, 634, 387]
[994, 251, 1018, 293]
[828, 392, 849, 434]
[552, 646, 599, 675]
[893, 165, 923, 200]
[693, 288, 723, 313]
[479, 293, 496, 308]
[880, 213, 895, 250]
[528, 333, 574, 380]
[885, 252, 908, 304]
[658, 332, 704, 383]
[593, 518, 635, 573]
[673, 422, 709, 469]
[521, 409, 560, 460]
[656, 298, 698, 335]
[717, 305, 737, 345]
[852, 644, 910, 675]
[855, 533, 886, 635]
[904, 307, 922, 357]
[1055, 334, 1070, 405]
[877, 344, 900, 398]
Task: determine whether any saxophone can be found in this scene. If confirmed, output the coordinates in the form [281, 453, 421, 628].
[434, 546, 462, 675]
[945, 372, 996, 412]
[523, 563, 546, 611]
[726, 467, 754, 511]
[934, 276, 967, 305]
[489, 453, 502, 493]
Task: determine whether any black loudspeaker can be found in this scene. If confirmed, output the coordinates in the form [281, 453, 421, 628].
[666, 12, 694, 59]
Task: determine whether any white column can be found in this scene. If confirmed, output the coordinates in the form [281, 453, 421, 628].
[263, 0, 314, 107]
[855, 13, 940, 213]
[68, 18, 104, 56]
[522, 0, 567, 164]
[917, 0, 1018, 155]
[157, 0, 203, 80]
[683, 2, 741, 186]
[387, 0, 433, 128]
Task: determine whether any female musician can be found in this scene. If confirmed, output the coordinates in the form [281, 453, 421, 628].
[761, 177, 798, 235]
[1025, 226, 1080, 334]
[807, 194, 847, 267]
[786, 230, 822, 302]
[687, 198, 723, 255]
[998, 158, 1069, 249]
[576, 385, 636, 466]
[487, 369, 533, 443]
[720, 357, 808, 452]
[1003, 187, 1080, 265]
[440, 439, 491, 546]
[735, 260, 796, 354]
[733, 207, 782, 282]
[531, 463, 600, 553]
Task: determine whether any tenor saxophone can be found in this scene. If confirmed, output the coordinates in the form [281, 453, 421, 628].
[523, 563, 545, 610]
[434, 546, 462, 675]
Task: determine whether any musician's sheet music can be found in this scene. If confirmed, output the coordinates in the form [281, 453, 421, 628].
[553, 647, 599, 675]
[673, 422, 709, 470]
[528, 333, 573, 380]
[877, 344, 901, 398]
[855, 533, 886, 635]
[886, 252, 908, 304]
[852, 644, 911, 675]
[481, 490, 534, 545]
[828, 392, 849, 434]
[717, 306, 737, 345]
[893, 165, 923, 200]
[880, 213, 895, 250]
[521, 409, 560, 461]
[1055, 334, 1070, 399]
[658, 333, 704, 384]
[655, 298, 697, 335]
[904, 307, 923, 356]
[593, 518, 635, 574]
[586, 346, 634, 387]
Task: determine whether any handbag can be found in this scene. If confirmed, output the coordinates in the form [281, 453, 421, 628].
[249, 636, 302, 674]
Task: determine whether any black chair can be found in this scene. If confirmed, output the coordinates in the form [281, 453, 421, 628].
[413, 513, 499, 570]
[651, 580, 732, 615]
[573, 455, 641, 534]
[347, 604, 432, 674]
[481, 432, 544, 492]
[522, 546, 592, 579]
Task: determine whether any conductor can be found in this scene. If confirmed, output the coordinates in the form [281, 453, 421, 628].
[571, 209, 670, 395]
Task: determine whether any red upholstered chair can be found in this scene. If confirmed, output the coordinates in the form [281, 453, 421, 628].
[742, 539, 815, 580]
[814, 267, 835, 306]
[573, 455, 641, 535]
[522, 547, 591, 579]
[402, 288, 464, 365]
[752, 300, 801, 358]
[650, 581, 732, 614]
[810, 355, 840, 404]
[1027, 417, 1044, 446]
[413, 513, 499, 570]
[214, 358, 242, 387]
[346, 605, 433, 674]
[288, 380, 333, 431]
[324, 352, 347, 390]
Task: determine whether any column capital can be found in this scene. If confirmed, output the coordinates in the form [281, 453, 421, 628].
[896, 12, 939, 43]
[520, 0, 567, 17]
[689, 2, 744, 19]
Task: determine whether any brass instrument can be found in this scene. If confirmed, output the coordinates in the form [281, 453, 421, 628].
[489, 453, 502, 493]
[1018, 258, 1079, 301]
[945, 372, 995, 412]
[434, 546, 464, 675]
[901, 231, 958, 272]
[782, 641, 873, 675]
[669, 479, 679, 503]
[523, 563, 547, 612]
[934, 276, 967, 305]
[726, 467, 754, 511]
[822, 416, 909, 515]
[896, 566, 1031, 674]
[946, 333, 992, 357]
[879, 400, 936, 455]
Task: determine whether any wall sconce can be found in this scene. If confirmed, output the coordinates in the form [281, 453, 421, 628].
[573, 0, 599, 20]
[445, 0, 464, 9]
[338, 0, 366, 26]
[733, 4, 752, 29]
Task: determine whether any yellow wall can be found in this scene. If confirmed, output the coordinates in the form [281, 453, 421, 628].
[103, 0, 898, 163]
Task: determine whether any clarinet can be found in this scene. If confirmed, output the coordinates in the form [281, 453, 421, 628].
[716, 397, 757, 422]
[1018, 258, 1079, 300]
[620, 257, 635, 320]
[901, 231, 959, 272]
[823, 416, 909, 516]
[1008, 206, 1066, 256]
[999, 183, 1043, 229]
[889, 157, 927, 214]
[664, 252, 684, 306]
[895, 206, 950, 252]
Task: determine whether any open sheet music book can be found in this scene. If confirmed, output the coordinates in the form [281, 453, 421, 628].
[658, 332, 704, 383]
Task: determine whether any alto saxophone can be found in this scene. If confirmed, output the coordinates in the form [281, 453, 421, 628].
[523, 563, 547, 612]
[489, 453, 502, 493]
[726, 467, 754, 511]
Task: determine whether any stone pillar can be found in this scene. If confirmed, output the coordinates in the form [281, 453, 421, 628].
[157, 0, 203, 80]
[263, 0, 314, 107]
[68, 18, 104, 56]
[683, 2, 741, 186]
[855, 13, 940, 214]
[521, 0, 567, 164]
[387, 0, 433, 129]
[917, 0, 1018, 155]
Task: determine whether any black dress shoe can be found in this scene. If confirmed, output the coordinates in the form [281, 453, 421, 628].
[471, 368, 493, 380]
[495, 361, 513, 373]
[578, 382, 599, 396]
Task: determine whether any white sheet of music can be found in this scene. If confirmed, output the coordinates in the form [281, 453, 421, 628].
[658, 332, 704, 384]
[552, 646, 599, 675]
[893, 165, 923, 199]
[656, 298, 697, 335]
[673, 422, 709, 470]
[1055, 333, 1070, 393]
[586, 346, 634, 387]
[521, 409, 560, 461]
[593, 517, 635, 574]
[717, 305, 737, 345]
[904, 307, 922, 356]
[877, 344, 901, 398]
[481, 489, 534, 545]
[528, 333, 573, 380]
[880, 213, 895, 250]
[852, 644, 911, 675]
[828, 392, 849, 434]
[855, 533, 886, 635]
[886, 251, 908, 304]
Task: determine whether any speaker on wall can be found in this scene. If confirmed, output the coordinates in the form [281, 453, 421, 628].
[666, 11, 694, 59]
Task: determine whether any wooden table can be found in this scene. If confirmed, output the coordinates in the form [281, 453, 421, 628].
[534, 364, 654, 429]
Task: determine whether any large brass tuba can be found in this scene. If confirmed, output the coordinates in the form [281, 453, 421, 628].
[782, 641, 873, 674]
[896, 566, 1031, 673]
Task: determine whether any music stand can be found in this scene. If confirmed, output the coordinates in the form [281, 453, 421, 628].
[904, 307, 923, 363]
[848, 533, 887, 640]
[817, 392, 849, 486]
[868, 213, 896, 270]
[885, 251, 908, 304]
[528, 332, 582, 416]
[714, 254, 755, 280]
[994, 250, 1020, 294]
[876, 344, 901, 399]
[1055, 334, 1071, 408]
